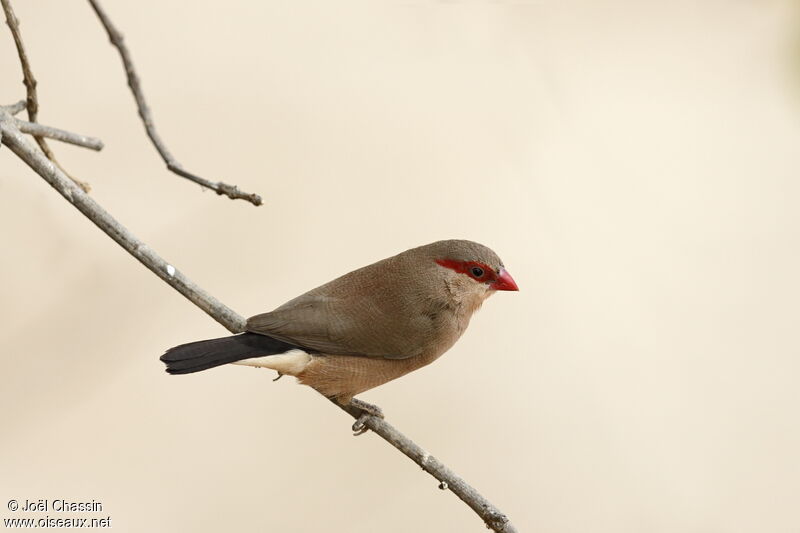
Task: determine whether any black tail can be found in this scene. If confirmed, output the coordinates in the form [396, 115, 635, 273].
[160, 332, 300, 374]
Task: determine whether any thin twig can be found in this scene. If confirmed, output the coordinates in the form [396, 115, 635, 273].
[15, 119, 104, 151]
[1, 0, 91, 192]
[1, 1, 38, 123]
[0, 106, 517, 533]
[86, 0, 262, 206]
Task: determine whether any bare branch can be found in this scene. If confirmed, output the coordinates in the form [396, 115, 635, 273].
[86, 0, 262, 206]
[0, 107, 517, 533]
[1, 0, 91, 193]
[15, 119, 104, 151]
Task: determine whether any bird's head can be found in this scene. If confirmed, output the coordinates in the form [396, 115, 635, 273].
[409, 240, 518, 310]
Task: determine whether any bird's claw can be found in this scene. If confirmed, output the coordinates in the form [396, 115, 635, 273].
[352, 414, 371, 436]
[348, 398, 384, 436]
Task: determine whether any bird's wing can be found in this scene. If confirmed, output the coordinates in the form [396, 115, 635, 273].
[246, 291, 433, 360]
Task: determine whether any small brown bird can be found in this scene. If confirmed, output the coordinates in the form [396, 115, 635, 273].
[161, 240, 517, 432]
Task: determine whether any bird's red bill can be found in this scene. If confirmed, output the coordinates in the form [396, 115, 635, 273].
[491, 268, 519, 291]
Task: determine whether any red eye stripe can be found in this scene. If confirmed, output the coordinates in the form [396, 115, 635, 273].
[435, 259, 498, 283]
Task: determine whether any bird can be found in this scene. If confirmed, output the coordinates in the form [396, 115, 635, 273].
[160, 240, 518, 433]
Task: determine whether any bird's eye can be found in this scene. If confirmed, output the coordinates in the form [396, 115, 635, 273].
[471, 266, 484, 278]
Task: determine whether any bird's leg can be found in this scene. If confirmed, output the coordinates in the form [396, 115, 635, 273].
[349, 397, 384, 436]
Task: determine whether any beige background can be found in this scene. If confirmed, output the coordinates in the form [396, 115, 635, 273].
[2, 1, 799, 532]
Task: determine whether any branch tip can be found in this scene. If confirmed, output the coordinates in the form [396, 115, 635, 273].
[4, 100, 26, 114]
[88, 0, 262, 206]
[15, 118, 104, 151]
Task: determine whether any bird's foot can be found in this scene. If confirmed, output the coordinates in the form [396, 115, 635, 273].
[349, 398, 384, 436]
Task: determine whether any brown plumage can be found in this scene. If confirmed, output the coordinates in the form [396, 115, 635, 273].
[161, 240, 517, 415]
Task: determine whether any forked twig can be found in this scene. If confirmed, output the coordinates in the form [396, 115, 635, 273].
[1, 0, 91, 192]
[86, 0, 262, 206]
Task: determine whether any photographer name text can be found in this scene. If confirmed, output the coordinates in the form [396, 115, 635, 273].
[9, 499, 103, 513]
